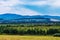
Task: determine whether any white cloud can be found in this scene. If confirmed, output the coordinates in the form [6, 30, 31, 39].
[0, 0, 19, 6]
[0, 0, 41, 15]
[0, 0, 60, 16]
[0, 0, 19, 14]
[47, 0, 60, 8]
[0, 6, 11, 14]
[25, 1, 47, 6]
[9, 7, 42, 16]
[29, 1, 47, 6]
[24, 0, 60, 8]
[44, 13, 60, 16]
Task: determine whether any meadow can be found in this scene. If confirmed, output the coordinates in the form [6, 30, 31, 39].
[0, 35, 60, 40]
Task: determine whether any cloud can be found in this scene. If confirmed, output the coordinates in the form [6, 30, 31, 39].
[0, 0, 19, 14]
[48, 0, 60, 8]
[24, 0, 60, 8]
[0, 6, 11, 14]
[9, 7, 42, 16]
[0, 0, 19, 6]
[44, 13, 60, 16]
[0, 0, 41, 15]
[0, 0, 60, 16]
[27, 1, 47, 6]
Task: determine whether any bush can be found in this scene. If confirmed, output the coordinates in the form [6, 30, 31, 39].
[53, 33, 60, 37]
[47, 29, 59, 35]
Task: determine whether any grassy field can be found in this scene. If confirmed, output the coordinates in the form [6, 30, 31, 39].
[0, 35, 59, 40]
[0, 24, 60, 40]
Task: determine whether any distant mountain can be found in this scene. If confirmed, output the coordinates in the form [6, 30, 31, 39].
[0, 13, 60, 21]
[0, 13, 60, 23]
[0, 13, 46, 20]
[41, 15, 60, 21]
[0, 13, 23, 20]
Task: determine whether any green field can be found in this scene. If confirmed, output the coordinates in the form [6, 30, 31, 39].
[0, 35, 59, 40]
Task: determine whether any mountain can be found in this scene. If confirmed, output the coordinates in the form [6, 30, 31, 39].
[0, 13, 60, 21]
[42, 15, 60, 20]
[41, 15, 60, 21]
[0, 13, 59, 23]
[0, 13, 23, 20]
[0, 13, 46, 20]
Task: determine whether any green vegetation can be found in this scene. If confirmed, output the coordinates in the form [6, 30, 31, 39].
[0, 24, 60, 36]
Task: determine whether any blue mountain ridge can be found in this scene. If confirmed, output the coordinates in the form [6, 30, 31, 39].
[0, 13, 22, 20]
[0, 13, 60, 20]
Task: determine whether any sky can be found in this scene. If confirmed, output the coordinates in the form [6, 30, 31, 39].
[0, 0, 60, 16]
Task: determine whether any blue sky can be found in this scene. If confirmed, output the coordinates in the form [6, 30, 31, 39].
[0, 0, 60, 16]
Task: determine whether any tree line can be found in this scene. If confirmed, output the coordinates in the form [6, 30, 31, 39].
[0, 25, 60, 35]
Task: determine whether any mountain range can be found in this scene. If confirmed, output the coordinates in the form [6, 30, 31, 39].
[0, 13, 60, 21]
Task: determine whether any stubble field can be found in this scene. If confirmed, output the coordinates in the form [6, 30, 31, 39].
[0, 35, 60, 40]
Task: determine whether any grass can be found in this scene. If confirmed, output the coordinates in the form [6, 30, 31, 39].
[0, 35, 60, 40]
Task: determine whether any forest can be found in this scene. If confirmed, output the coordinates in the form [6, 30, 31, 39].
[0, 24, 60, 36]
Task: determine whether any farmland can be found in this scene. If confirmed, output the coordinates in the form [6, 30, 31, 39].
[0, 35, 60, 40]
[0, 24, 60, 40]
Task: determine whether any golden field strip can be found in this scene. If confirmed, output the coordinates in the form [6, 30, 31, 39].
[0, 35, 60, 40]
